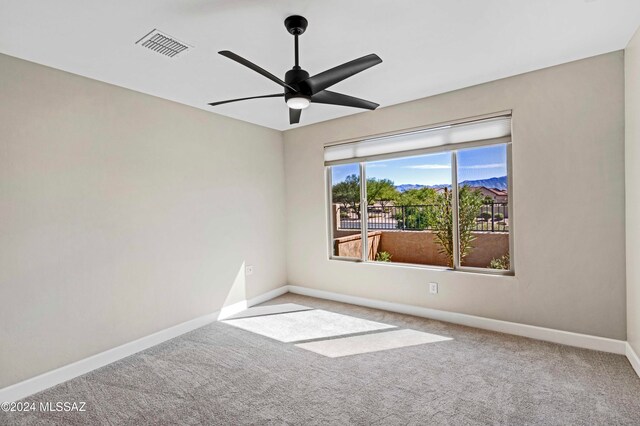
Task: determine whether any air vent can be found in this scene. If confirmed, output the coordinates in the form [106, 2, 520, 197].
[135, 29, 191, 58]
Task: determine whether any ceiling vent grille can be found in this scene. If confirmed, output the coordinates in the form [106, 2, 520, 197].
[136, 29, 191, 58]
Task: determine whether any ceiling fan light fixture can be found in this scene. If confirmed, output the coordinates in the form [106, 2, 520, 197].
[286, 96, 310, 110]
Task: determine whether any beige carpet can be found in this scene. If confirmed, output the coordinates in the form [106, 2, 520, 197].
[2, 293, 639, 425]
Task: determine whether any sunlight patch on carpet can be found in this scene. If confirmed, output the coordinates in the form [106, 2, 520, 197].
[223, 303, 312, 320]
[223, 309, 395, 342]
[295, 329, 453, 357]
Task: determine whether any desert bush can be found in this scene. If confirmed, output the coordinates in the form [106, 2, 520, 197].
[376, 251, 392, 262]
[489, 253, 510, 270]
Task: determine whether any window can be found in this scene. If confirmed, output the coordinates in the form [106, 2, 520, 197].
[325, 114, 513, 274]
[328, 163, 363, 259]
[456, 144, 510, 270]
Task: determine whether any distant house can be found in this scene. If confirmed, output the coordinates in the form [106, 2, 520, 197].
[434, 186, 508, 203]
[474, 186, 508, 203]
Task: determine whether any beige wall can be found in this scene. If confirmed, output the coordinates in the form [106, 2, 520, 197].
[0, 54, 286, 388]
[626, 27, 640, 356]
[284, 52, 626, 340]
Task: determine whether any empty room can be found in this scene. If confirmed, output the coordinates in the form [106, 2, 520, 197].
[1, 1, 640, 424]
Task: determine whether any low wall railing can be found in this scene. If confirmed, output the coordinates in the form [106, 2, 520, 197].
[337, 203, 509, 232]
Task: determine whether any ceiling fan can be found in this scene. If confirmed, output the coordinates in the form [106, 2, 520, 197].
[208, 15, 382, 125]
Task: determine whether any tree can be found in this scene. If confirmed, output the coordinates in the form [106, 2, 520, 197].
[332, 174, 360, 216]
[393, 187, 439, 230]
[432, 186, 485, 267]
[332, 176, 400, 216]
[366, 178, 397, 208]
[395, 187, 437, 206]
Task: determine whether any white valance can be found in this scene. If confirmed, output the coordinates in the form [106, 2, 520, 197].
[324, 116, 511, 165]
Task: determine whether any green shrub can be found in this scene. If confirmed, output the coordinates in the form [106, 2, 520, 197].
[433, 187, 485, 267]
[376, 251, 392, 262]
[479, 212, 492, 221]
[489, 253, 510, 270]
[395, 206, 434, 230]
[494, 213, 504, 221]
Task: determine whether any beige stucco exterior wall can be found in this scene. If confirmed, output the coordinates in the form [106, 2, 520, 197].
[0, 53, 287, 388]
[284, 52, 626, 340]
[336, 231, 508, 269]
[380, 231, 509, 268]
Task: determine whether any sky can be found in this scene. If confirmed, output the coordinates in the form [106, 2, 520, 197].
[331, 144, 507, 186]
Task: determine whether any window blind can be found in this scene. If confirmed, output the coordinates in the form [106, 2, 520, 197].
[324, 115, 511, 165]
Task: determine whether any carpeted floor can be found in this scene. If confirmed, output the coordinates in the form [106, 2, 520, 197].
[2, 293, 639, 425]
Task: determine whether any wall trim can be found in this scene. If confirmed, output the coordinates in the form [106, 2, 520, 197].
[0, 285, 289, 403]
[627, 343, 640, 378]
[217, 300, 247, 320]
[287, 286, 627, 355]
[247, 285, 290, 307]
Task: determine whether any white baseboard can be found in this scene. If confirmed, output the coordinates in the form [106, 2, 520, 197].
[626, 342, 640, 378]
[216, 286, 290, 320]
[247, 285, 290, 307]
[0, 285, 289, 403]
[217, 300, 248, 320]
[287, 286, 627, 355]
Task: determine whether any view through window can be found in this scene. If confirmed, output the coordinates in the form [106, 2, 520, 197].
[365, 152, 452, 267]
[457, 144, 510, 270]
[327, 135, 512, 273]
[329, 163, 363, 259]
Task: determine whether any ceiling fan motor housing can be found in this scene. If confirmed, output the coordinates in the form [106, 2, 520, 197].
[285, 68, 310, 101]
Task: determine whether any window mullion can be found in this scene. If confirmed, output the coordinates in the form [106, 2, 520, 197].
[451, 151, 461, 269]
[326, 168, 334, 260]
[360, 162, 368, 262]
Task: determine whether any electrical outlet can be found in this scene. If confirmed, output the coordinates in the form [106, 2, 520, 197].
[429, 282, 438, 295]
[245, 265, 254, 276]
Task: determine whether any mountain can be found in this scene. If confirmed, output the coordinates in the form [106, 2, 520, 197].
[394, 184, 426, 192]
[395, 176, 507, 192]
[460, 176, 508, 190]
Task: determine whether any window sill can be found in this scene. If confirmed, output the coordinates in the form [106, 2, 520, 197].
[328, 256, 515, 277]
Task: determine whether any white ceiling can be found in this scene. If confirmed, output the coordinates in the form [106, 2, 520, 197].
[1, 0, 639, 131]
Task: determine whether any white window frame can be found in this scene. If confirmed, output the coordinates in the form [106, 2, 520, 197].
[325, 113, 514, 276]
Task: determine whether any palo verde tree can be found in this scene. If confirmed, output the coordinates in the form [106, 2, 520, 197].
[332, 175, 399, 217]
[395, 187, 438, 206]
[331, 174, 361, 216]
[394, 187, 438, 230]
[366, 178, 397, 208]
[432, 186, 485, 267]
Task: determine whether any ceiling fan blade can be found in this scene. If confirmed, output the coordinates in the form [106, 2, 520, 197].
[208, 93, 283, 107]
[219, 51, 295, 91]
[289, 108, 302, 125]
[311, 90, 379, 110]
[300, 54, 382, 95]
